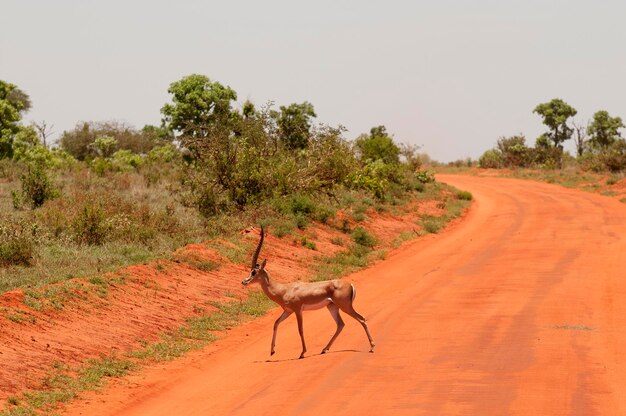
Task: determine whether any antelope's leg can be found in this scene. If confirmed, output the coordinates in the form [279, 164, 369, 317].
[295, 309, 306, 359]
[321, 302, 345, 354]
[271, 309, 292, 356]
[340, 305, 375, 352]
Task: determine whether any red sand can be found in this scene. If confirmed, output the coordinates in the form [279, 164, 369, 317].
[0, 193, 431, 404]
[57, 175, 626, 415]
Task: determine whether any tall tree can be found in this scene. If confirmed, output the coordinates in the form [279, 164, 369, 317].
[161, 74, 238, 137]
[0, 80, 32, 159]
[533, 98, 577, 148]
[587, 110, 624, 149]
[274, 102, 317, 150]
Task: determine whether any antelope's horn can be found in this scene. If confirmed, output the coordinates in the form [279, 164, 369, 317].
[251, 225, 264, 268]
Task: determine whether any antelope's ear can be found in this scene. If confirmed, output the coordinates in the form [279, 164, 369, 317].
[259, 259, 267, 270]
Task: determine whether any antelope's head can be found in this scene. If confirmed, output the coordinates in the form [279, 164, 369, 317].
[242, 226, 267, 286]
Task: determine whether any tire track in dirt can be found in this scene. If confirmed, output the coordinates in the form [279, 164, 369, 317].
[65, 175, 626, 415]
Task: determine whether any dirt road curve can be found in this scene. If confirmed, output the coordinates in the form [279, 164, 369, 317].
[66, 175, 626, 415]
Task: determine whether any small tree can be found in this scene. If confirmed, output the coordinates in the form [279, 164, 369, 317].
[273, 102, 317, 150]
[354, 125, 400, 164]
[161, 74, 237, 138]
[20, 165, 58, 208]
[91, 136, 118, 158]
[588, 110, 624, 149]
[533, 99, 577, 148]
[0, 80, 32, 159]
[533, 99, 577, 168]
[572, 120, 587, 157]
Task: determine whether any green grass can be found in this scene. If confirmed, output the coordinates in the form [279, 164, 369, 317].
[173, 255, 220, 272]
[206, 238, 248, 265]
[311, 244, 373, 282]
[300, 237, 317, 250]
[17, 277, 126, 312]
[392, 231, 418, 247]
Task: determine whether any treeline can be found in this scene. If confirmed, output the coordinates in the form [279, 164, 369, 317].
[0, 75, 434, 275]
[1, 75, 430, 214]
[479, 98, 626, 172]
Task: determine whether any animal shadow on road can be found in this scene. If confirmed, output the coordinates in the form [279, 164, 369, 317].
[255, 349, 362, 363]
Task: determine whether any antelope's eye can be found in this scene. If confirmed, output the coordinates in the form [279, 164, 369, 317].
[251, 270, 256, 276]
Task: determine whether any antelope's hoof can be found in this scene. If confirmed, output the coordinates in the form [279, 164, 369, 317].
[299, 354, 305, 359]
[271, 351, 275, 356]
[321, 349, 327, 355]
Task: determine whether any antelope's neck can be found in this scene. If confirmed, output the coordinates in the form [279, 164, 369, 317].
[259, 271, 284, 300]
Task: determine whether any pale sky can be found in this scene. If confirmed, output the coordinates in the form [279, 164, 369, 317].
[2, 0, 625, 162]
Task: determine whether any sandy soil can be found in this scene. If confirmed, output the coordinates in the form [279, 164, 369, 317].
[0, 194, 435, 404]
[60, 175, 626, 415]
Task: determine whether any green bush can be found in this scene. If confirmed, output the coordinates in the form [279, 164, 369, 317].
[415, 169, 435, 184]
[598, 139, 626, 172]
[289, 194, 316, 216]
[351, 227, 377, 247]
[478, 149, 503, 168]
[72, 204, 109, 245]
[111, 150, 144, 171]
[456, 190, 473, 201]
[20, 165, 59, 208]
[0, 220, 37, 267]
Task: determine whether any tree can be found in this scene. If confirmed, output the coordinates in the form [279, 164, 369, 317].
[141, 124, 174, 142]
[273, 102, 317, 150]
[587, 110, 624, 149]
[533, 99, 577, 148]
[160, 74, 238, 137]
[242, 100, 257, 119]
[0, 80, 31, 159]
[369, 125, 388, 138]
[572, 120, 587, 157]
[354, 125, 400, 164]
[33, 120, 55, 149]
[60, 121, 164, 160]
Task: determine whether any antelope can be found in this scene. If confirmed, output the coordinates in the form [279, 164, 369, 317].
[242, 226, 375, 359]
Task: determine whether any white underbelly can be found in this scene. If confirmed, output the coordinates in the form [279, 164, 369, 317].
[302, 298, 332, 311]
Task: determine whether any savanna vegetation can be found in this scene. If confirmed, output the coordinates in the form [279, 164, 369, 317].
[0, 76, 438, 293]
[477, 98, 626, 173]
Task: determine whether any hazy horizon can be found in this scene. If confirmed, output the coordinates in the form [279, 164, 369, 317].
[2, 1, 625, 162]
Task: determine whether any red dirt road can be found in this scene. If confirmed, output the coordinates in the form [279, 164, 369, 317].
[66, 175, 626, 415]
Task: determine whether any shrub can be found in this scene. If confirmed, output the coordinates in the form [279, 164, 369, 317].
[497, 135, 531, 167]
[422, 220, 441, 233]
[72, 204, 109, 245]
[111, 150, 144, 171]
[598, 139, 626, 172]
[0, 220, 37, 267]
[415, 169, 435, 184]
[289, 194, 316, 216]
[456, 190, 473, 201]
[351, 227, 377, 247]
[20, 165, 59, 208]
[478, 149, 503, 168]
[300, 237, 317, 250]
